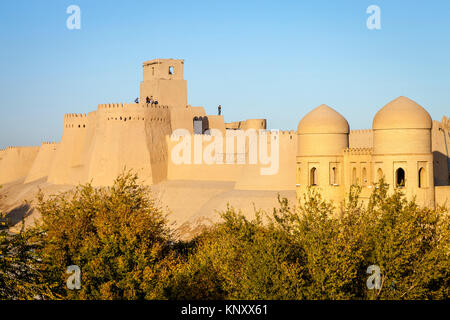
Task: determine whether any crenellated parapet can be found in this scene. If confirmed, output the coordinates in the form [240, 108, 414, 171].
[344, 147, 374, 155]
[3, 145, 40, 150]
[98, 103, 170, 109]
[0, 145, 40, 184]
[440, 116, 449, 129]
[64, 113, 89, 129]
[350, 129, 373, 135]
[349, 129, 373, 149]
[96, 103, 171, 124]
[279, 130, 296, 135]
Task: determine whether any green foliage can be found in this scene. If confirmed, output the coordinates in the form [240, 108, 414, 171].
[364, 182, 449, 299]
[161, 208, 305, 300]
[35, 171, 173, 299]
[0, 224, 58, 299]
[272, 181, 449, 299]
[1, 176, 448, 300]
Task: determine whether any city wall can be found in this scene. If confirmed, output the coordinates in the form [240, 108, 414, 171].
[24, 142, 60, 184]
[349, 129, 373, 148]
[0, 146, 40, 184]
[432, 117, 450, 186]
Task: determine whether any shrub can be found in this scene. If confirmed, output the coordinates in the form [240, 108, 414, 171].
[272, 181, 449, 299]
[35, 171, 173, 299]
[162, 208, 306, 300]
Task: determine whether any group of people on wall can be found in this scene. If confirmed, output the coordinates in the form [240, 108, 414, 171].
[134, 96, 160, 105]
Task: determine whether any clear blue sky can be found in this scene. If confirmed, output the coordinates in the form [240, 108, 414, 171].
[0, 0, 449, 148]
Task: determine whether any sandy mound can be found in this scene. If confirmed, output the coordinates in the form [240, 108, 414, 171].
[0, 179, 296, 240]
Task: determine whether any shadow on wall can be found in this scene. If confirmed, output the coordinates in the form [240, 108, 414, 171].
[433, 151, 450, 186]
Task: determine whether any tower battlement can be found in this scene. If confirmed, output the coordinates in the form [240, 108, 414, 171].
[143, 59, 184, 81]
[140, 58, 187, 108]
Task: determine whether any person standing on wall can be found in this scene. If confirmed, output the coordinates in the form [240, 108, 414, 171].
[218, 105, 222, 115]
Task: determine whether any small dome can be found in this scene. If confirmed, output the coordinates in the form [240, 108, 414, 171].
[297, 104, 349, 134]
[373, 96, 431, 130]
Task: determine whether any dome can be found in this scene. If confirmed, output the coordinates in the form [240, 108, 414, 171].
[373, 96, 432, 130]
[297, 104, 349, 134]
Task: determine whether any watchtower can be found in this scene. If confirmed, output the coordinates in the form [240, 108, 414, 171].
[140, 59, 187, 107]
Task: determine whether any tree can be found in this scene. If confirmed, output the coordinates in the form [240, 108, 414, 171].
[0, 224, 59, 300]
[35, 171, 173, 299]
[272, 181, 449, 299]
[162, 207, 306, 300]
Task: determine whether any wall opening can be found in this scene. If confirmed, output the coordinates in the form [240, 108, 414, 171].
[193, 117, 202, 134]
[377, 168, 383, 182]
[330, 166, 338, 185]
[418, 167, 426, 188]
[193, 116, 209, 134]
[169, 66, 174, 75]
[202, 116, 210, 134]
[396, 168, 406, 188]
[310, 167, 318, 186]
[362, 167, 367, 185]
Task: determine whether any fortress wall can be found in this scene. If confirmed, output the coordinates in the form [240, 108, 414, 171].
[0, 149, 5, 169]
[349, 129, 373, 149]
[243, 119, 267, 130]
[168, 106, 227, 134]
[24, 142, 59, 184]
[167, 129, 296, 190]
[432, 118, 450, 186]
[47, 113, 91, 185]
[190, 106, 206, 117]
[225, 119, 267, 130]
[87, 103, 154, 186]
[169, 105, 196, 133]
[435, 186, 450, 210]
[235, 130, 297, 190]
[140, 79, 187, 108]
[167, 132, 244, 181]
[0, 146, 40, 184]
[145, 104, 172, 184]
[75, 111, 98, 183]
[207, 115, 226, 132]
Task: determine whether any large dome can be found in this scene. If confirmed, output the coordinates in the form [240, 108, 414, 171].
[297, 104, 349, 134]
[373, 96, 432, 130]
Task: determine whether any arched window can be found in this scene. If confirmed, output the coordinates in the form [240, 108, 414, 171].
[310, 167, 318, 186]
[193, 117, 202, 134]
[352, 167, 357, 185]
[418, 167, 426, 188]
[331, 167, 338, 185]
[396, 168, 405, 188]
[362, 167, 367, 185]
[193, 116, 210, 134]
[377, 168, 384, 182]
[202, 116, 210, 134]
